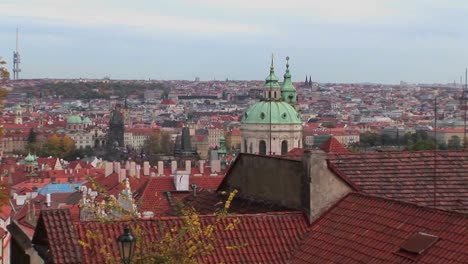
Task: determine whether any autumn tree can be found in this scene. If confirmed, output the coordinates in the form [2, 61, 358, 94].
[79, 178, 241, 264]
[40, 134, 76, 158]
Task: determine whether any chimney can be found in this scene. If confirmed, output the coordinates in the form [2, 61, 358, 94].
[185, 160, 191, 173]
[199, 160, 205, 174]
[119, 169, 126, 182]
[171, 160, 177, 174]
[143, 161, 150, 176]
[158, 161, 164, 176]
[46, 193, 51, 207]
[129, 161, 136, 177]
[174, 171, 189, 191]
[135, 165, 141, 179]
[210, 160, 221, 174]
[113, 162, 121, 174]
[105, 162, 113, 177]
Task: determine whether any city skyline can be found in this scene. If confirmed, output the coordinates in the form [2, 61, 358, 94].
[0, 0, 467, 84]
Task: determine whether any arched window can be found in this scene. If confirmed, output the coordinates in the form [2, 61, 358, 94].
[259, 140, 267, 155]
[249, 143, 253, 154]
[244, 140, 248, 153]
[281, 140, 288, 155]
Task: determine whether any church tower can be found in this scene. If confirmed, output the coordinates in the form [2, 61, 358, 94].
[240, 56, 303, 156]
[281, 56, 298, 110]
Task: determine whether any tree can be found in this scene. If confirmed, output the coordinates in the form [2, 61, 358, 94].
[448, 135, 462, 150]
[79, 178, 241, 263]
[0, 57, 9, 81]
[41, 134, 76, 159]
[143, 131, 174, 164]
[26, 128, 38, 153]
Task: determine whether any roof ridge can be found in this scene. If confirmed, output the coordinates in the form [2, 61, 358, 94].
[76, 210, 308, 224]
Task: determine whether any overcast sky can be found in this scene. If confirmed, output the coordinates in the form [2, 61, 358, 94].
[0, 0, 467, 83]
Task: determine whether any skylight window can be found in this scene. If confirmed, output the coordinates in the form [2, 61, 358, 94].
[400, 232, 439, 255]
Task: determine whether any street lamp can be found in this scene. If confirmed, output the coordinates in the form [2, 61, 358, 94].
[117, 226, 136, 264]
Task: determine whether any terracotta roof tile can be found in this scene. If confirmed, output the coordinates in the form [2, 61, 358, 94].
[319, 136, 349, 153]
[290, 193, 468, 264]
[32, 209, 83, 264]
[74, 211, 309, 264]
[327, 150, 468, 213]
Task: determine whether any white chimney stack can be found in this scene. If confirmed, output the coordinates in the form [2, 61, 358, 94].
[211, 160, 221, 174]
[158, 161, 164, 176]
[199, 160, 205, 174]
[119, 169, 126, 182]
[143, 161, 150, 176]
[104, 162, 113, 177]
[185, 160, 191, 173]
[171, 160, 177, 174]
[129, 161, 136, 177]
[46, 193, 51, 207]
[174, 171, 189, 191]
[135, 165, 141, 179]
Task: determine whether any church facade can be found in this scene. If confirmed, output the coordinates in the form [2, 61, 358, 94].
[240, 57, 303, 155]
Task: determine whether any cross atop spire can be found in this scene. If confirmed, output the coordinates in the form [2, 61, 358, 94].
[270, 53, 275, 73]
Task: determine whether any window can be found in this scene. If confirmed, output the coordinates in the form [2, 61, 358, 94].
[259, 140, 267, 155]
[281, 140, 288, 155]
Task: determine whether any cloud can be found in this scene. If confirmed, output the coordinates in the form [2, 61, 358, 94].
[0, 0, 270, 36]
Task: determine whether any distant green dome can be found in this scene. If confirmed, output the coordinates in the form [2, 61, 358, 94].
[12, 104, 22, 111]
[67, 115, 83, 124]
[241, 101, 301, 124]
[25, 153, 36, 163]
[82, 117, 92, 124]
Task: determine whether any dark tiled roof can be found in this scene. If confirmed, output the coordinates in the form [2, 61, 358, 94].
[327, 151, 468, 213]
[74, 212, 309, 264]
[290, 193, 468, 264]
[32, 209, 83, 264]
[183, 191, 297, 215]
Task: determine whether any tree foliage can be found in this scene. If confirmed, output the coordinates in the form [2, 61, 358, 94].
[142, 131, 174, 164]
[358, 130, 437, 150]
[79, 178, 241, 264]
[40, 134, 76, 158]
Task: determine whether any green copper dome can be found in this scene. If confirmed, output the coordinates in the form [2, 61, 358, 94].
[25, 153, 36, 163]
[12, 104, 22, 111]
[82, 117, 92, 124]
[241, 101, 301, 124]
[67, 115, 83, 124]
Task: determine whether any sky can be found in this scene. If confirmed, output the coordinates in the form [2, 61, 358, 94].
[0, 0, 467, 84]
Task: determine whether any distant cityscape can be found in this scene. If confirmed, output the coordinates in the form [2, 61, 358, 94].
[0, 54, 467, 263]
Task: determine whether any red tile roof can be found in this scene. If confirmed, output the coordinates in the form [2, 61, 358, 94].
[319, 136, 349, 153]
[32, 209, 83, 264]
[137, 176, 224, 214]
[290, 193, 468, 264]
[73, 211, 309, 264]
[327, 150, 468, 213]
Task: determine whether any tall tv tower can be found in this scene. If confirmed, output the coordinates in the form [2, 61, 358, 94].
[13, 28, 21, 80]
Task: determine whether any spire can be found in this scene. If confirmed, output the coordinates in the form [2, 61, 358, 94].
[264, 54, 280, 90]
[305, 75, 309, 86]
[281, 56, 297, 104]
[308, 76, 312, 87]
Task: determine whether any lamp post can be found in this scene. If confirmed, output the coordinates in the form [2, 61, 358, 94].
[117, 226, 136, 264]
